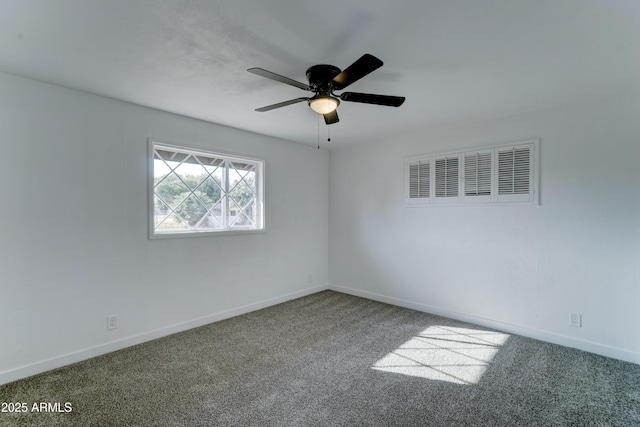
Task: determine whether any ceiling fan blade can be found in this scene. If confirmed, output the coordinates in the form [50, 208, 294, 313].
[247, 67, 310, 90]
[255, 97, 308, 112]
[330, 54, 383, 90]
[323, 110, 339, 125]
[339, 92, 405, 107]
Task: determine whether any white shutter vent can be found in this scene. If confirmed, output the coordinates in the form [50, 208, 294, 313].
[409, 161, 430, 199]
[435, 156, 459, 198]
[405, 139, 538, 206]
[497, 144, 535, 203]
[464, 152, 492, 196]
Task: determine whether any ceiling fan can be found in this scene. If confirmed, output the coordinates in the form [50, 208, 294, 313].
[247, 54, 405, 125]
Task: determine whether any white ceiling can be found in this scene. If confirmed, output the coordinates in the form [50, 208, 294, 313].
[1, 1, 639, 148]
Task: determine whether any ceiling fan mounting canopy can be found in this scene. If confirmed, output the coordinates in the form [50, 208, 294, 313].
[248, 53, 405, 126]
[306, 64, 341, 91]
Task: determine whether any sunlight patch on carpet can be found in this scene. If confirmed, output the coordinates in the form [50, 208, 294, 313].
[372, 325, 510, 385]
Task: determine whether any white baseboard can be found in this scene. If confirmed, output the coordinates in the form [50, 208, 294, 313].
[329, 283, 640, 365]
[5, 282, 635, 386]
[0, 284, 328, 386]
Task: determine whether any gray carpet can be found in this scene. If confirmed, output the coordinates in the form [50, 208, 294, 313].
[1, 290, 639, 426]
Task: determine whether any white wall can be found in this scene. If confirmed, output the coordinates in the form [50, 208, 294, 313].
[329, 92, 640, 364]
[0, 72, 329, 384]
[1, 71, 637, 386]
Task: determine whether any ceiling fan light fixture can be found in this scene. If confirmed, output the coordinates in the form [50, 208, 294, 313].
[309, 96, 339, 115]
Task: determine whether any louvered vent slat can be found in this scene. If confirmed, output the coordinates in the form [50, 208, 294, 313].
[435, 157, 458, 197]
[409, 162, 430, 199]
[498, 147, 530, 195]
[464, 152, 492, 196]
[409, 163, 419, 198]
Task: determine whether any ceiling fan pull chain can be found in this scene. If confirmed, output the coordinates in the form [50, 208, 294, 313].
[317, 114, 320, 150]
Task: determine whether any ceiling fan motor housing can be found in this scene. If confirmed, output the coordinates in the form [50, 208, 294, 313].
[306, 64, 341, 91]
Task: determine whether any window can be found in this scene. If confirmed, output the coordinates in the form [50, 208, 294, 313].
[405, 140, 538, 206]
[149, 140, 264, 237]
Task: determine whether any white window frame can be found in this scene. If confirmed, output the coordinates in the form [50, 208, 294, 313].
[149, 139, 265, 238]
[405, 139, 539, 207]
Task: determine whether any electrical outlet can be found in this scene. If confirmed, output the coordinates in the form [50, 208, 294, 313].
[570, 313, 582, 328]
[107, 315, 118, 330]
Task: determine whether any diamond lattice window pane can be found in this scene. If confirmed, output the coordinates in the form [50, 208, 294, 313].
[193, 201, 225, 230]
[154, 194, 171, 216]
[154, 196, 173, 229]
[152, 143, 263, 235]
[173, 156, 210, 191]
[230, 200, 256, 227]
[155, 173, 191, 209]
[173, 193, 211, 228]
[153, 158, 179, 186]
[154, 153, 190, 187]
[153, 157, 173, 183]
[156, 213, 189, 231]
[229, 171, 256, 204]
[229, 164, 255, 188]
[195, 175, 224, 208]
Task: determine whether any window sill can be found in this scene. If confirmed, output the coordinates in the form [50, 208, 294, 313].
[150, 228, 266, 239]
